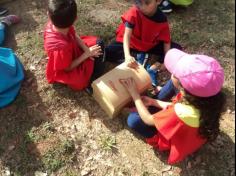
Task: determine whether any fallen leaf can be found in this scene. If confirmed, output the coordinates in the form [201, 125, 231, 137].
[162, 165, 172, 172]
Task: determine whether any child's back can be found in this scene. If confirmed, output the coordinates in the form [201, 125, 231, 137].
[44, 0, 104, 92]
[44, 22, 95, 90]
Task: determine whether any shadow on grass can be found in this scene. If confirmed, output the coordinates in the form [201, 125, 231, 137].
[150, 132, 235, 176]
[177, 132, 235, 176]
[52, 81, 127, 134]
[222, 87, 235, 113]
[0, 70, 51, 175]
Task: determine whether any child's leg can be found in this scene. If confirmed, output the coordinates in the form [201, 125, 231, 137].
[155, 79, 178, 101]
[0, 15, 20, 46]
[146, 63, 159, 87]
[90, 39, 105, 81]
[127, 112, 157, 138]
[105, 41, 125, 63]
[0, 22, 5, 45]
[148, 41, 182, 64]
[91, 39, 105, 81]
[85, 39, 106, 95]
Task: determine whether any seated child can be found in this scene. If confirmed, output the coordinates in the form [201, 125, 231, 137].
[120, 48, 225, 164]
[44, 0, 105, 93]
[105, 0, 181, 87]
[0, 14, 20, 45]
[0, 47, 24, 108]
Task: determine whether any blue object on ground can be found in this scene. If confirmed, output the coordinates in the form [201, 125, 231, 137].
[0, 47, 24, 108]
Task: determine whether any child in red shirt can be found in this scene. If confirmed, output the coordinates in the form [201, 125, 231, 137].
[120, 49, 225, 164]
[44, 0, 104, 93]
[105, 0, 181, 86]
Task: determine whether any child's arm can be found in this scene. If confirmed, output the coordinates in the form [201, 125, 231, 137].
[76, 35, 91, 53]
[120, 78, 155, 126]
[152, 99, 172, 109]
[123, 27, 138, 68]
[123, 27, 133, 61]
[142, 96, 172, 110]
[65, 52, 90, 72]
[133, 95, 155, 126]
[159, 42, 171, 71]
[163, 42, 171, 54]
[65, 45, 101, 71]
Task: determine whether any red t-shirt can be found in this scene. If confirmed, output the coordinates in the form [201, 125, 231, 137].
[44, 22, 97, 90]
[146, 93, 207, 164]
[116, 6, 171, 52]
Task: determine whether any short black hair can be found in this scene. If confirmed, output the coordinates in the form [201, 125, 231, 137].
[48, 0, 77, 28]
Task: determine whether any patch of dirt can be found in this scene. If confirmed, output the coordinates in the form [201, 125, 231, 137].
[28, 138, 59, 157]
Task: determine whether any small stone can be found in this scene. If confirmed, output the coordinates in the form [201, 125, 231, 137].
[81, 168, 91, 176]
[3, 167, 10, 176]
[30, 65, 36, 71]
[210, 38, 215, 43]
[46, 112, 52, 117]
[162, 165, 172, 172]
[187, 161, 192, 169]
[8, 145, 15, 151]
[69, 112, 77, 119]
[35, 171, 47, 176]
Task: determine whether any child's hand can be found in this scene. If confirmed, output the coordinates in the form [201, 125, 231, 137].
[125, 55, 138, 69]
[87, 45, 102, 58]
[141, 96, 154, 107]
[154, 86, 162, 94]
[120, 77, 139, 99]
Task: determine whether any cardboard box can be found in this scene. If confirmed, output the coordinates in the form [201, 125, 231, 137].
[92, 63, 152, 118]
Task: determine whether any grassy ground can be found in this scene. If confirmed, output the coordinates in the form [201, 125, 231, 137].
[0, 0, 235, 176]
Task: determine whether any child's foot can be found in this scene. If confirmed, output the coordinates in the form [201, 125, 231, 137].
[1, 15, 20, 26]
[0, 7, 8, 16]
[159, 0, 173, 13]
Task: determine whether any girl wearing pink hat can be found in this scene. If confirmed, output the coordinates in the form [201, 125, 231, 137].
[120, 48, 226, 164]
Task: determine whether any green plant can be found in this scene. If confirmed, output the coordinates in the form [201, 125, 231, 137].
[42, 139, 75, 173]
[42, 148, 65, 173]
[100, 135, 117, 151]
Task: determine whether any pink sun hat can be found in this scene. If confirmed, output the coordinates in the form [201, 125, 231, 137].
[164, 49, 224, 97]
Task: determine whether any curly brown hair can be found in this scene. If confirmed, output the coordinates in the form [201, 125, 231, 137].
[180, 89, 226, 141]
